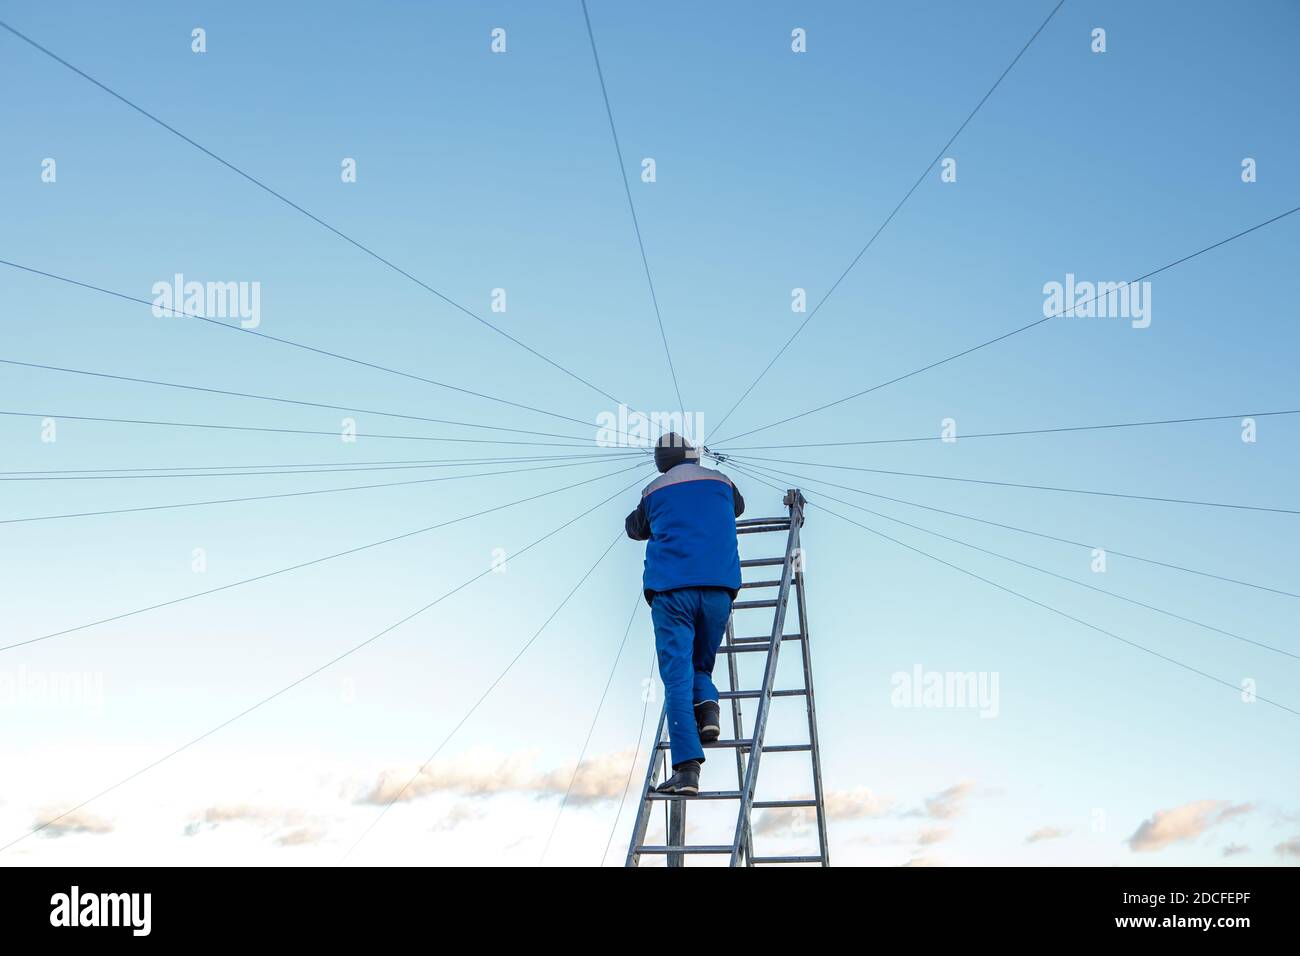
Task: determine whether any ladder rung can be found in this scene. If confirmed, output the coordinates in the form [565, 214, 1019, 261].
[738, 580, 782, 589]
[635, 845, 734, 855]
[740, 558, 785, 568]
[752, 799, 819, 809]
[645, 790, 742, 801]
[737, 524, 790, 535]
[734, 633, 802, 644]
[736, 517, 789, 527]
[654, 739, 809, 754]
[719, 689, 808, 700]
[751, 855, 824, 864]
[657, 738, 751, 751]
[716, 644, 770, 655]
[733, 599, 779, 610]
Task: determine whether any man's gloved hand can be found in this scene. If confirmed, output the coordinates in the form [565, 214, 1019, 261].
[625, 501, 650, 541]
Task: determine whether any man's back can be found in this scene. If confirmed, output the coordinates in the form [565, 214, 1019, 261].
[626, 461, 744, 602]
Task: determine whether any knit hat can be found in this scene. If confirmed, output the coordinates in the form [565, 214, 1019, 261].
[654, 433, 697, 473]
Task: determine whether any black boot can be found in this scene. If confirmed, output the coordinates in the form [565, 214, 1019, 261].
[695, 700, 721, 743]
[655, 759, 701, 795]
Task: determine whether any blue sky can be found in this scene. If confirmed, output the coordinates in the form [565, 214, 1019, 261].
[1, 0, 1298, 866]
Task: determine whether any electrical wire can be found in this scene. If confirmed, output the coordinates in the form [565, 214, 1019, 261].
[730, 457, 1300, 600]
[0, 256, 654, 448]
[341, 528, 632, 862]
[713, 408, 1300, 452]
[0, 409, 603, 448]
[729, 461, 1299, 661]
[0, 451, 639, 481]
[729, 464, 1300, 719]
[0, 474, 650, 856]
[0, 461, 647, 653]
[708, 0, 1067, 440]
[601, 646, 658, 867]
[0, 19, 662, 427]
[0, 455, 636, 526]
[729, 453, 1300, 516]
[581, 0, 687, 422]
[714, 203, 1300, 444]
[0, 357, 602, 444]
[539, 587, 643, 865]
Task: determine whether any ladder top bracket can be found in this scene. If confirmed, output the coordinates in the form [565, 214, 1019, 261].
[782, 487, 806, 523]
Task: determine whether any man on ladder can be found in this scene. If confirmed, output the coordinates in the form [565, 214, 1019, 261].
[625, 432, 745, 796]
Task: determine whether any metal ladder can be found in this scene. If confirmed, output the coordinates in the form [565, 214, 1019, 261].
[625, 489, 830, 867]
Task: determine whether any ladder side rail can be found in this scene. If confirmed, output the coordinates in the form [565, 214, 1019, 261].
[723, 613, 754, 864]
[625, 706, 670, 867]
[667, 800, 686, 868]
[724, 616, 747, 789]
[661, 751, 670, 854]
[794, 562, 831, 866]
[727, 511, 802, 866]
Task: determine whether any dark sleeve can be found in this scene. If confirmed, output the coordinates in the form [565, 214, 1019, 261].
[731, 480, 745, 518]
[625, 499, 651, 541]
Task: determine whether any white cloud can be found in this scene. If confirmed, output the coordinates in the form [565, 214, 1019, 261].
[1274, 836, 1300, 859]
[185, 802, 324, 848]
[753, 786, 889, 837]
[357, 748, 634, 806]
[431, 801, 487, 832]
[200, 804, 294, 826]
[916, 827, 950, 846]
[911, 781, 977, 820]
[1127, 800, 1252, 853]
[1026, 825, 1070, 844]
[34, 807, 113, 838]
[275, 826, 325, 847]
[825, 787, 891, 821]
